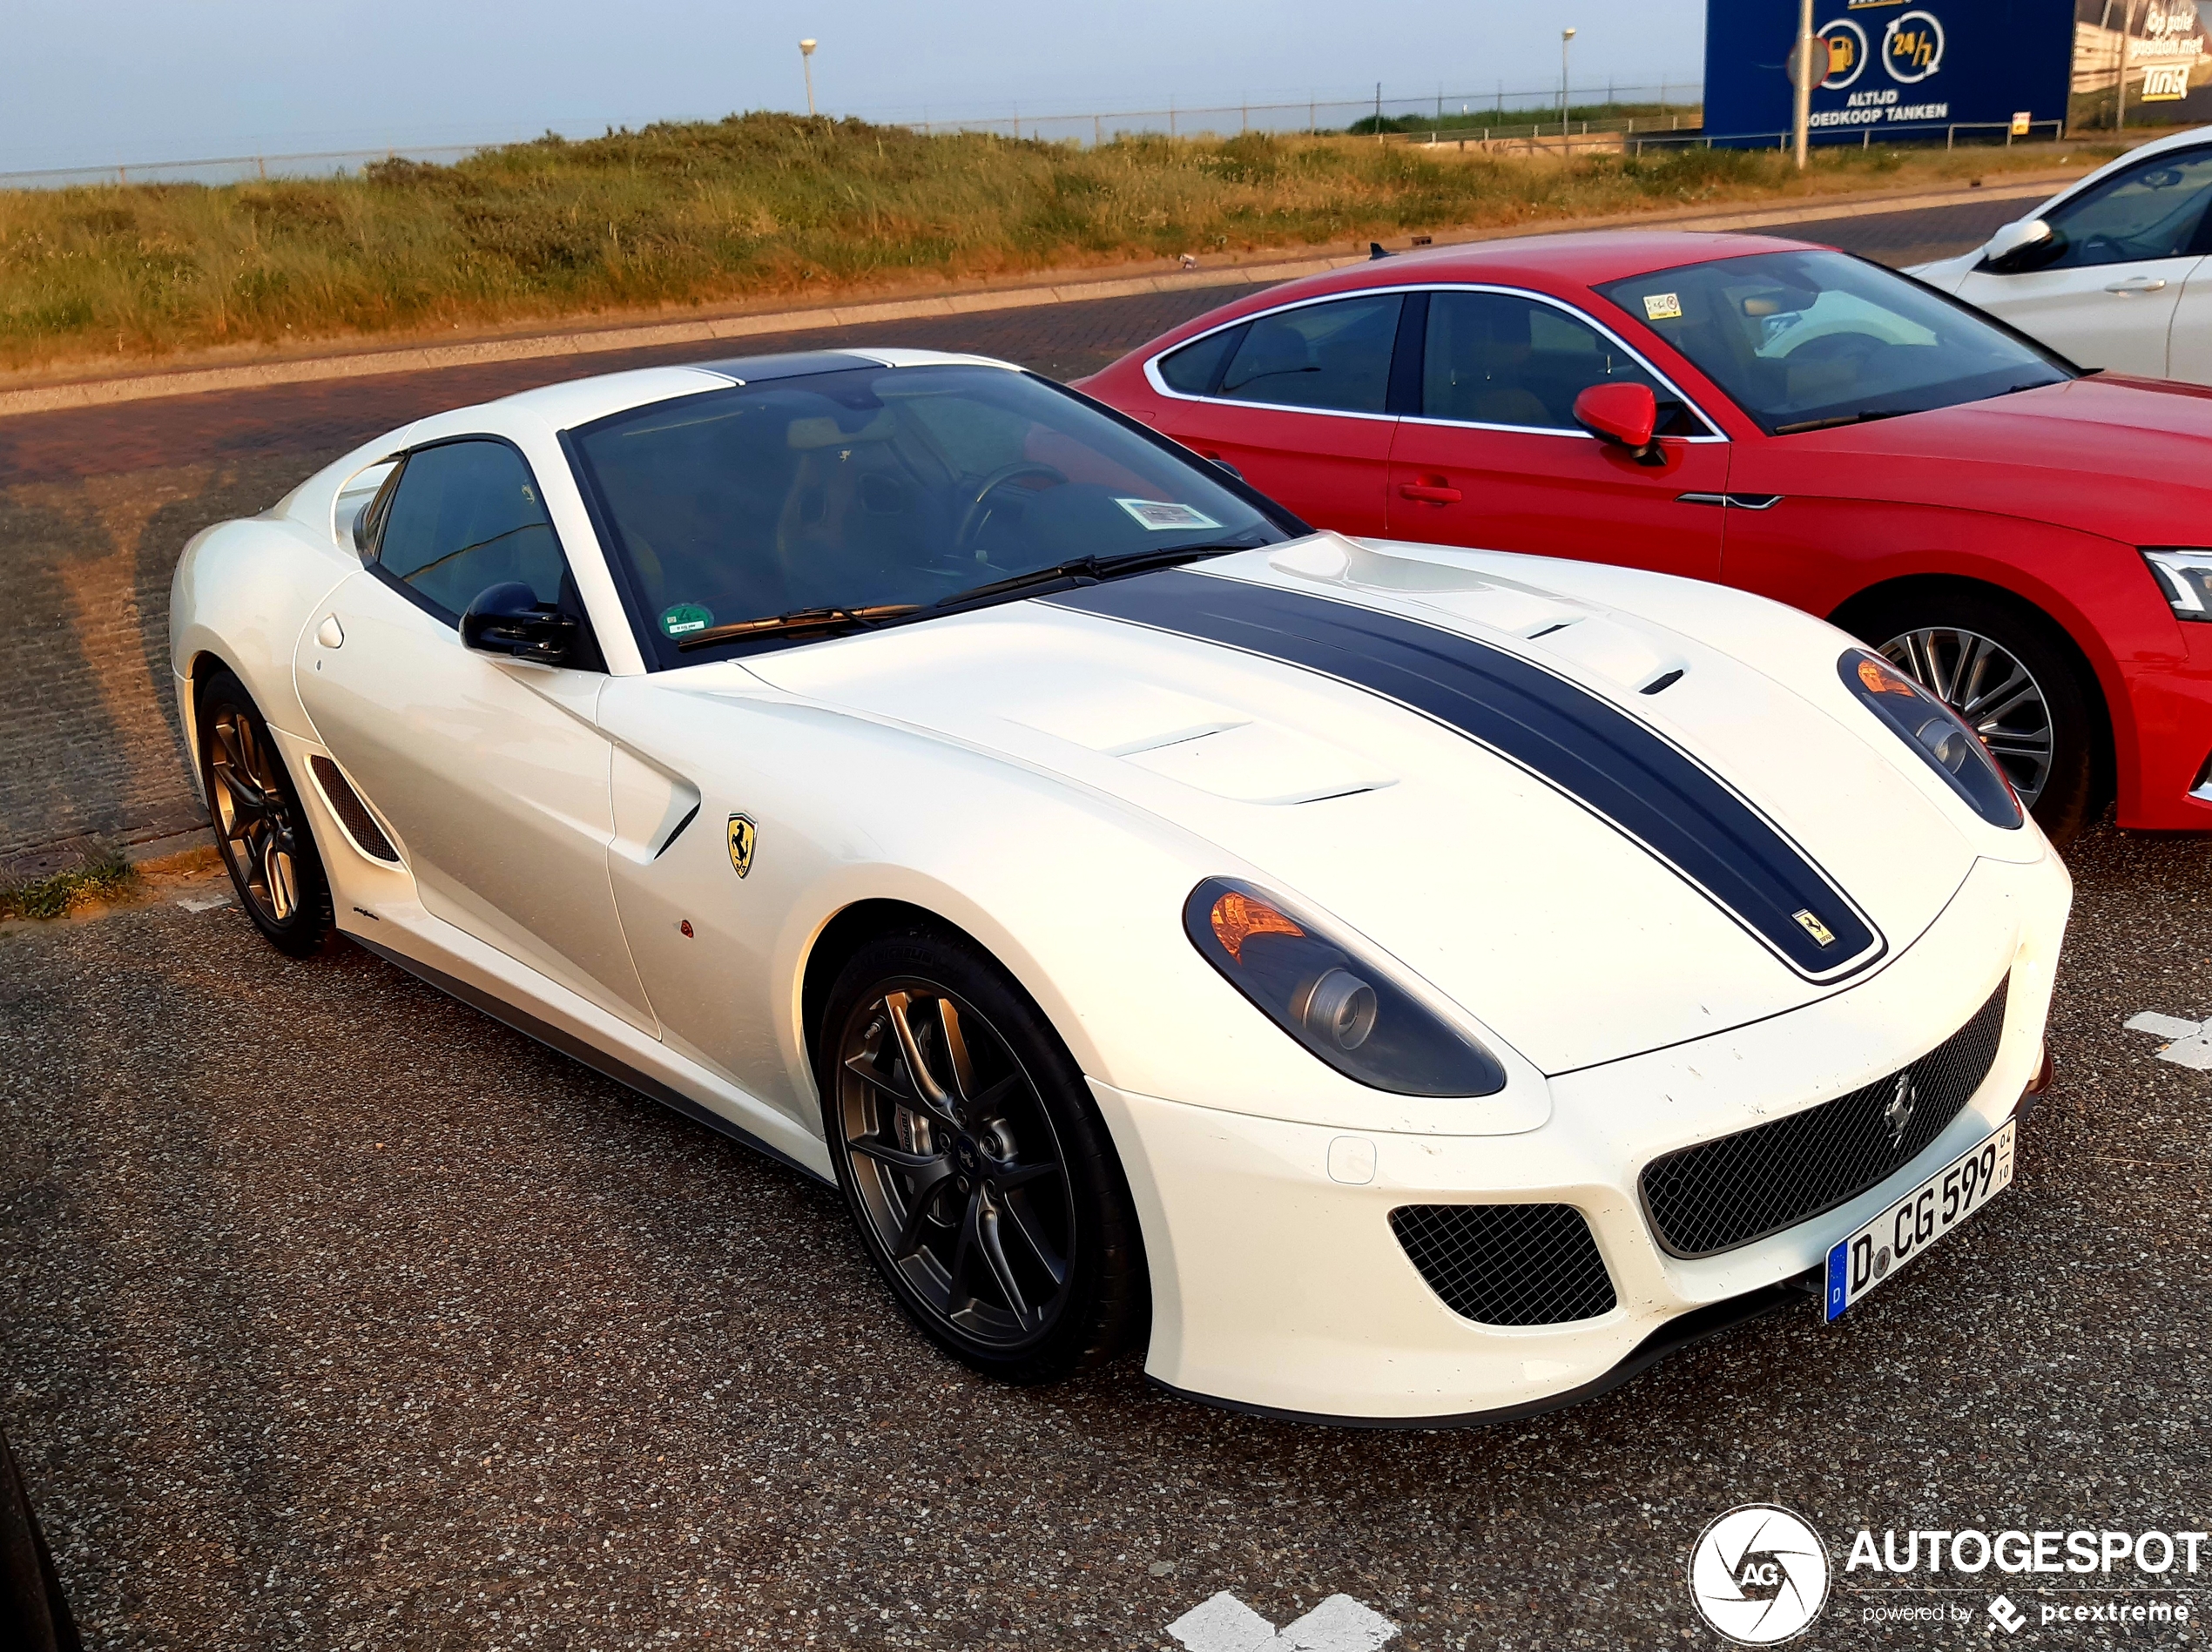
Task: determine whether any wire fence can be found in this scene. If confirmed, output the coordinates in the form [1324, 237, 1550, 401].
[0, 79, 1708, 191]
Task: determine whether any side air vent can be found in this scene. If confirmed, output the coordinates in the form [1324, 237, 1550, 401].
[309, 756, 400, 862]
[1390, 1204, 1618, 1325]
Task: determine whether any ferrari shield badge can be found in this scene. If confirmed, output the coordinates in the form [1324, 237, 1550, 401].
[1791, 907, 1838, 947]
[726, 813, 758, 879]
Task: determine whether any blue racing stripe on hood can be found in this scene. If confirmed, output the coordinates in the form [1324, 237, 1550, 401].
[1043, 567, 1882, 982]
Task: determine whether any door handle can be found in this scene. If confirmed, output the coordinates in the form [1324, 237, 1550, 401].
[316, 615, 345, 648]
[1398, 482, 1463, 504]
[2105, 275, 2168, 294]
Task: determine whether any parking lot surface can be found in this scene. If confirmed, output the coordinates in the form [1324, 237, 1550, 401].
[3, 822, 2206, 1649]
[13, 192, 2200, 1651]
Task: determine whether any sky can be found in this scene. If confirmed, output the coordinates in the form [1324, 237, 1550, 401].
[1, 0, 1708, 173]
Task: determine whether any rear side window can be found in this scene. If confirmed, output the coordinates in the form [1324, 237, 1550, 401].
[1157, 324, 1246, 394]
[1421, 291, 1695, 435]
[374, 440, 567, 620]
[1216, 294, 1403, 414]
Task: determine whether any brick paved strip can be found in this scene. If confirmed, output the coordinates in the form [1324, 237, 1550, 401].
[0, 175, 2066, 422]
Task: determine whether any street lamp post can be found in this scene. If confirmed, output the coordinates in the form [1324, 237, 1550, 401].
[1561, 28, 1576, 141]
[799, 38, 818, 118]
[1792, 0, 1815, 169]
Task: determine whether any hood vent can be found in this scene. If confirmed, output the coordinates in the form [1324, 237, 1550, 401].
[1046, 569, 1883, 983]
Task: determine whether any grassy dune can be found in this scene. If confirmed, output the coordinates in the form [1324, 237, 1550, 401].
[0, 113, 2106, 374]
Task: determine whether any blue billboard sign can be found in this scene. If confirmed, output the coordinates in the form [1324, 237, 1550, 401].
[1703, 0, 2075, 145]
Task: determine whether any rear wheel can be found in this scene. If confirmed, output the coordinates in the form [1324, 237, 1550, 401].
[818, 928, 1143, 1385]
[198, 668, 335, 957]
[1849, 590, 2100, 846]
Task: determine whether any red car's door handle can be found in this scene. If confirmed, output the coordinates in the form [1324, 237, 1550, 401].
[1398, 482, 1463, 504]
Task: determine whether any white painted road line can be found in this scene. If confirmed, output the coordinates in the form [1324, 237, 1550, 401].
[2123, 1010, 2212, 1069]
[1166, 1589, 1399, 1652]
[175, 895, 232, 913]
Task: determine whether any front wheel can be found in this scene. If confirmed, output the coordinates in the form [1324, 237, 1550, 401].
[818, 928, 1144, 1385]
[198, 668, 336, 957]
[1851, 591, 2100, 846]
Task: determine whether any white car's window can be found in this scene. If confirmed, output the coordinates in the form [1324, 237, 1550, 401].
[1420, 290, 1697, 435]
[1599, 249, 2070, 435]
[2033, 147, 2212, 270]
[570, 363, 1286, 665]
[1213, 293, 1402, 414]
[372, 440, 570, 621]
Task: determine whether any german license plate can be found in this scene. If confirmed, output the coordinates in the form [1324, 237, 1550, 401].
[1823, 1121, 2015, 1323]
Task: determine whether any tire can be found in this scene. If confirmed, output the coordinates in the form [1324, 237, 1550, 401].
[1847, 589, 2101, 847]
[197, 668, 337, 958]
[817, 927, 1145, 1385]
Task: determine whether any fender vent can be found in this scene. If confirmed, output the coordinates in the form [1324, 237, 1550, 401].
[309, 756, 399, 862]
[1390, 1204, 1618, 1325]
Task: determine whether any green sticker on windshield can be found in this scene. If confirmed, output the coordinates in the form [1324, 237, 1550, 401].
[660, 603, 713, 637]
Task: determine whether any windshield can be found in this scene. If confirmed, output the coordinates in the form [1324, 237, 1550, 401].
[570, 363, 1289, 664]
[1595, 249, 2073, 435]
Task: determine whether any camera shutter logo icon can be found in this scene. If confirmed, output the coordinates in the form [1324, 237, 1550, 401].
[1687, 1505, 1831, 1645]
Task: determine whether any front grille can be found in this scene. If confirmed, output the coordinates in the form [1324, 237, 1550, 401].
[1390, 1203, 1618, 1325]
[1641, 977, 2009, 1258]
[309, 756, 399, 862]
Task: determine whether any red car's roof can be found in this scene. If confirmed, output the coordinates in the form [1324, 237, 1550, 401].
[1241, 229, 1817, 307]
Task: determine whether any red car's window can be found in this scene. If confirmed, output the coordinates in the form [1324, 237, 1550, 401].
[1420, 291, 1696, 435]
[1214, 294, 1402, 414]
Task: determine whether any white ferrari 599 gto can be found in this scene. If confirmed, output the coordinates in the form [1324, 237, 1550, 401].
[170, 347, 2069, 1425]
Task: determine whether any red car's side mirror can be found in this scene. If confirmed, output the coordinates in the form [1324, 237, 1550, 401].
[1574, 382, 1661, 458]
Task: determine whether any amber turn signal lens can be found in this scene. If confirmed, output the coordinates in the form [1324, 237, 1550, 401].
[1857, 656, 1918, 697]
[1210, 890, 1305, 962]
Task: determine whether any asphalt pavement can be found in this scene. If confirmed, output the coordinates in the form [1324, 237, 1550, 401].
[12, 190, 2206, 1652]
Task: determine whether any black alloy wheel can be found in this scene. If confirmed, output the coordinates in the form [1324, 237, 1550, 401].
[199, 669, 335, 957]
[1852, 589, 2100, 846]
[819, 929, 1143, 1384]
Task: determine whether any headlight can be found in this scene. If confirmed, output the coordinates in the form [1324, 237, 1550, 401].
[1184, 878, 1507, 1096]
[1839, 650, 2022, 829]
[2143, 548, 2212, 620]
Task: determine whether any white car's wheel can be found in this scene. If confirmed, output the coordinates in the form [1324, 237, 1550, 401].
[198, 668, 335, 958]
[819, 928, 1144, 1384]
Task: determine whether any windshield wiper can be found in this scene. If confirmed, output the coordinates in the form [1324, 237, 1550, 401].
[676, 603, 919, 651]
[1772, 408, 1912, 435]
[921, 542, 1256, 614]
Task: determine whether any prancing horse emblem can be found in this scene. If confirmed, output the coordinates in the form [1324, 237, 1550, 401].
[726, 813, 758, 879]
[1792, 907, 1838, 947]
[1884, 1073, 1917, 1149]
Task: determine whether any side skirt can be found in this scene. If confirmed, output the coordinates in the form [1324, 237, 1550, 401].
[1147, 1277, 1813, 1431]
[348, 932, 834, 1188]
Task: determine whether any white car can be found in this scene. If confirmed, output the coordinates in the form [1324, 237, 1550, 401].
[170, 348, 2070, 1424]
[1913, 125, 2212, 381]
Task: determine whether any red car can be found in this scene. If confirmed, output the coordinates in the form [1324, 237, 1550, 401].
[1079, 230, 2212, 845]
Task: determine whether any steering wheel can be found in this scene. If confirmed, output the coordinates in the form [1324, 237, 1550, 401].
[954, 462, 1068, 551]
[1783, 332, 1885, 367]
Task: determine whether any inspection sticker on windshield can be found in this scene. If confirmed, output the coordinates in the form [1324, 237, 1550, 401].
[1643, 292, 1683, 321]
[659, 603, 713, 637]
[1116, 498, 1221, 532]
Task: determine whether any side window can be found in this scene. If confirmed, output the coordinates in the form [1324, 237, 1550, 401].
[374, 440, 569, 621]
[1216, 294, 1403, 414]
[1157, 324, 1247, 395]
[2042, 148, 2212, 269]
[1421, 291, 1695, 435]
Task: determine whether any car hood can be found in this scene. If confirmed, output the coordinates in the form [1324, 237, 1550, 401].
[1774, 374, 2212, 543]
[737, 537, 1994, 1074]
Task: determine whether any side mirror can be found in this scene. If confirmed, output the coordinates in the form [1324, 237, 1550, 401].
[461, 581, 577, 664]
[1979, 218, 2057, 273]
[1574, 381, 1664, 465]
